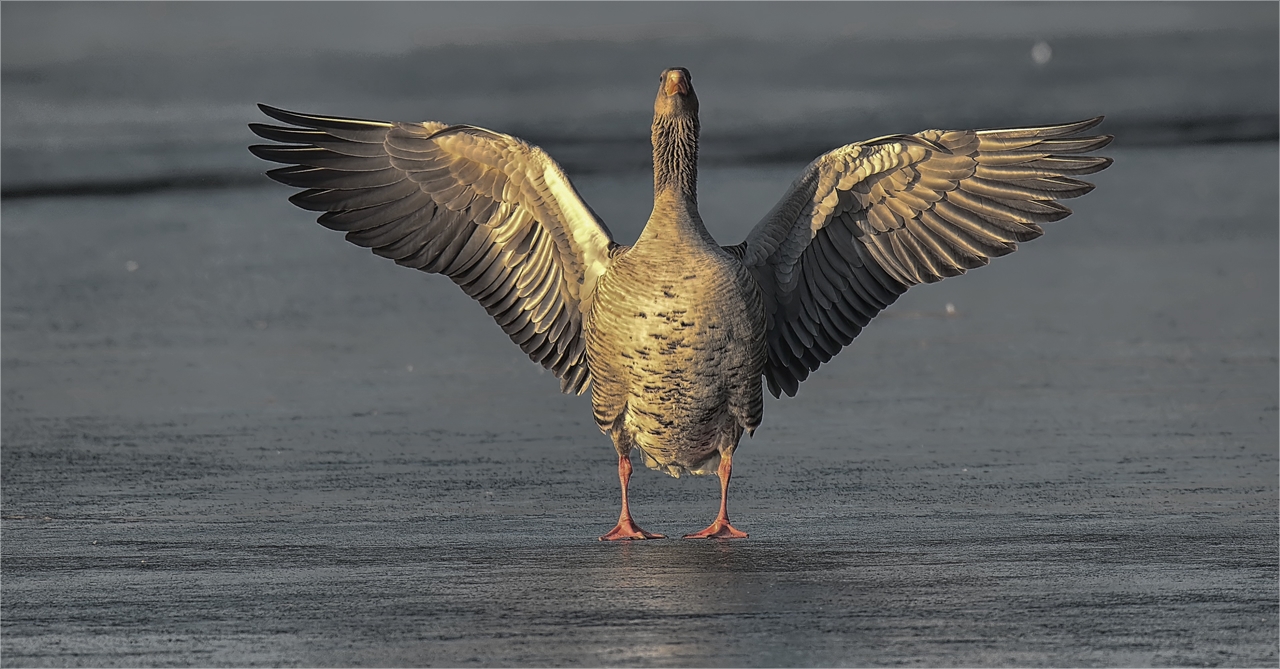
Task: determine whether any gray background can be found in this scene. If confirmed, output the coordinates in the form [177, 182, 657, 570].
[2, 2, 1277, 666]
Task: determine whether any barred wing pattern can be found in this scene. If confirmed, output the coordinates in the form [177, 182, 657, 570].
[249, 105, 616, 394]
[735, 118, 1112, 398]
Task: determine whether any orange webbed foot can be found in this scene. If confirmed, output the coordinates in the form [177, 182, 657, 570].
[682, 518, 748, 539]
[599, 518, 666, 541]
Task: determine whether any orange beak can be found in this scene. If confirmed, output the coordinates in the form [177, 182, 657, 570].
[664, 70, 690, 96]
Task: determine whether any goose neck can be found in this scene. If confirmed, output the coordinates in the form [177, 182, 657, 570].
[639, 192, 715, 248]
[651, 114, 699, 204]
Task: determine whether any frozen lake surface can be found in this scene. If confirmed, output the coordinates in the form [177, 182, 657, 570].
[2, 141, 1277, 666]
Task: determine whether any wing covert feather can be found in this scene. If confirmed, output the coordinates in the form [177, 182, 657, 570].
[735, 119, 1112, 397]
[249, 105, 616, 394]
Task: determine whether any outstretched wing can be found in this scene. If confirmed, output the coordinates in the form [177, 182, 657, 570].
[249, 105, 616, 394]
[733, 118, 1113, 398]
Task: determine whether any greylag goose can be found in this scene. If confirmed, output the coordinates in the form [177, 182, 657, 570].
[249, 67, 1112, 540]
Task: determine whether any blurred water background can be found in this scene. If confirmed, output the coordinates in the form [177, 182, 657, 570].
[3, 1, 1276, 196]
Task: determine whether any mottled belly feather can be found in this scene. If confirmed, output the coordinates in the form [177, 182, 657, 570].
[585, 245, 765, 477]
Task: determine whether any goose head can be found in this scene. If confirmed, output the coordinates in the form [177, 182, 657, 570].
[654, 67, 698, 118]
[651, 68, 700, 201]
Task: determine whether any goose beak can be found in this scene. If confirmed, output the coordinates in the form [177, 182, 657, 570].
[664, 70, 690, 96]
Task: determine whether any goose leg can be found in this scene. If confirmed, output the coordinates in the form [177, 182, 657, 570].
[599, 452, 666, 541]
[683, 452, 748, 539]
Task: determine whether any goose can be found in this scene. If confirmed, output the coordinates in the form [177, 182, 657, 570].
[249, 67, 1112, 540]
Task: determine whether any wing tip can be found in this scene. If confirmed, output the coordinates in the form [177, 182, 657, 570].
[246, 143, 306, 164]
[977, 116, 1109, 140]
[255, 103, 393, 130]
[1071, 116, 1106, 135]
[257, 103, 300, 127]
